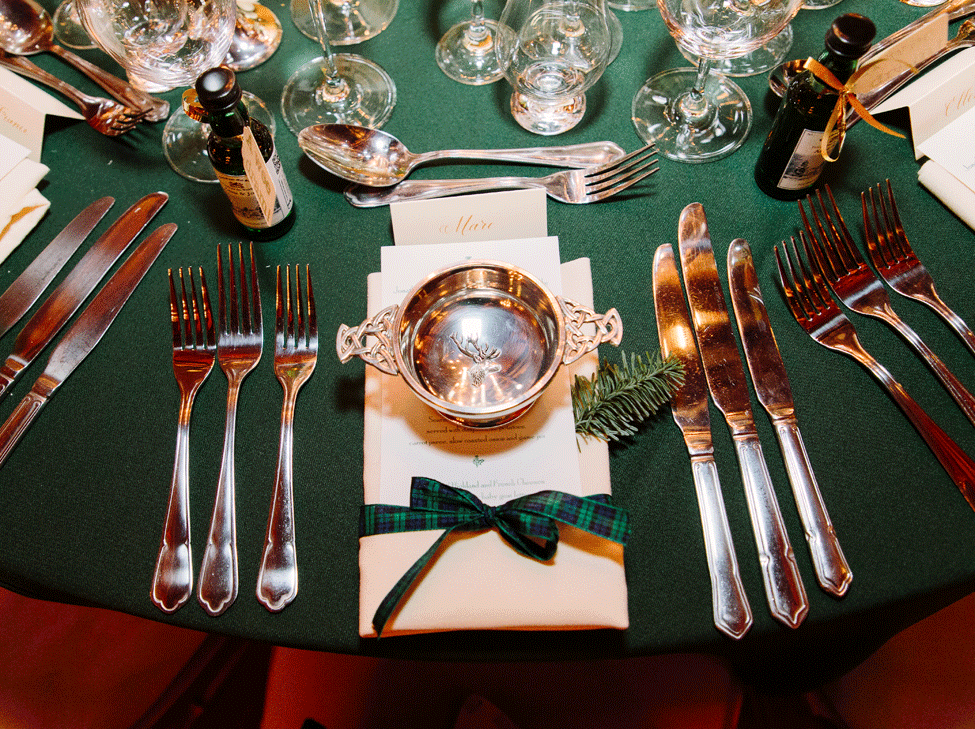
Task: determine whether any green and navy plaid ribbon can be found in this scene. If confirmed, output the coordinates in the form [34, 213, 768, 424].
[359, 476, 631, 636]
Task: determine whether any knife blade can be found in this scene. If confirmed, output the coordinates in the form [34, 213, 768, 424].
[0, 197, 115, 339]
[0, 223, 176, 467]
[677, 202, 808, 629]
[0, 192, 168, 399]
[728, 238, 853, 598]
[652, 243, 753, 640]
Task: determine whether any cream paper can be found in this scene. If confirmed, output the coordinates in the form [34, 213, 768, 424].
[0, 135, 49, 262]
[358, 258, 628, 637]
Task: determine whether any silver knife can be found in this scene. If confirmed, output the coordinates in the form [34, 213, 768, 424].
[653, 243, 753, 640]
[0, 197, 115, 339]
[677, 202, 809, 629]
[0, 192, 168, 399]
[728, 238, 853, 598]
[0, 223, 177, 467]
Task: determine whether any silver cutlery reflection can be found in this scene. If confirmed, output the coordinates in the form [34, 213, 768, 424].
[800, 187, 975, 428]
[151, 268, 215, 614]
[776, 234, 975, 507]
[198, 243, 263, 617]
[345, 145, 659, 207]
[257, 265, 317, 612]
[0, 50, 146, 135]
[862, 180, 975, 357]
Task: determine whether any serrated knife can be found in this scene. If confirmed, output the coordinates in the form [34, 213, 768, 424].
[653, 243, 753, 640]
[677, 202, 808, 629]
[0, 192, 167, 399]
[0, 223, 176, 467]
[728, 238, 852, 598]
[0, 196, 115, 339]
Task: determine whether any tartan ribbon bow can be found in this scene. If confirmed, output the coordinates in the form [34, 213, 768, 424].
[359, 476, 631, 636]
[802, 57, 908, 162]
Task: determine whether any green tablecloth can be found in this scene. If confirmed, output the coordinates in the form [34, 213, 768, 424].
[2, 0, 974, 693]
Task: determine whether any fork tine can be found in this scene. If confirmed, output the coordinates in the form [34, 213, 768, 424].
[198, 268, 215, 349]
[306, 266, 317, 346]
[293, 265, 303, 347]
[861, 187, 890, 269]
[590, 165, 660, 201]
[882, 179, 912, 260]
[587, 143, 656, 176]
[774, 242, 805, 322]
[275, 265, 285, 347]
[169, 269, 182, 350]
[821, 185, 865, 266]
[237, 242, 251, 335]
[287, 265, 296, 347]
[585, 145, 657, 185]
[249, 243, 261, 336]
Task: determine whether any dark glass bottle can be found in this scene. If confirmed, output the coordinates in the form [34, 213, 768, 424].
[195, 67, 296, 241]
[754, 14, 876, 201]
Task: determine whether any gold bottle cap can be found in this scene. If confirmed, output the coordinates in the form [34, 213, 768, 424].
[181, 89, 209, 122]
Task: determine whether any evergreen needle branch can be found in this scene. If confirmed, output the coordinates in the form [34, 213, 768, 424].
[572, 351, 684, 443]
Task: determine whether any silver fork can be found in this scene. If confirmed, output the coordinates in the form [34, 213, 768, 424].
[775, 234, 975, 507]
[198, 243, 263, 617]
[863, 180, 975, 357]
[800, 186, 975, 428]
[0, 50, 145, 135]
[344, 144, 659, 207]
[152, 268, 215, 614]
[257, 265, 317, 612]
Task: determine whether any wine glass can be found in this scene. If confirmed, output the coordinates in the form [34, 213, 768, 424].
[495, 0, 613, 136]
[682, 22, 794, 77]
[436, 1, 504, 85]
[631, 0, 801, 163]
[281, 0, 396, 135]
[608, 0, 651, 9]
[290, 0, 397, 44]
[52, 0, 95, 48]
[225, 0, 283, 71]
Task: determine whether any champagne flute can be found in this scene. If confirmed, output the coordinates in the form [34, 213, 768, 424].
[437, 0, 504, 84]
[290, 0, 397, 44]
[281, 0, 396, 135]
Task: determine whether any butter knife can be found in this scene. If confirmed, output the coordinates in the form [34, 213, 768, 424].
[728, 239, 852, 598]
[0, 192, 167, 398]
[0, 223, 176, 466]
[653, 244, 753, 640]
[0, 197, 114, 339]
[678, 202, 808, 629]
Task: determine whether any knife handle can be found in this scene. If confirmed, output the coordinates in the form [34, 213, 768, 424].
[732, 432, 809, 628]
[0, 356, 26, 401]
[773, 417, 853, 597]
[0, 388, 49, 467]
[689, 454, 753, 639]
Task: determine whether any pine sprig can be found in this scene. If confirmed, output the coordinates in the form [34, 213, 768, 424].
[572, 351, 684, 443]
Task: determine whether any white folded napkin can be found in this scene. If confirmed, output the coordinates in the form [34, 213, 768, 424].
[358, 258, 628, 637]
[918, 160, 975, 232]
[0, 136, 50, 264]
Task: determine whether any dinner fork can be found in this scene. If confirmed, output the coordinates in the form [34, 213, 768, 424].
[198, 243, 263, 617]
[800, 187, 975, 428]
[0, 50, 145, 135]
[257, 265, 317, 612]
[344, 144, 659, 207]
[862, 180, 975, 357]
[152, 268, 215, 614]
[775, 234, 975, 507]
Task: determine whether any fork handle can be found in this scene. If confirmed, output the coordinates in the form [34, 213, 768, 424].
[0, 53, 91, 112]
[922, 294, 975, 358]
[732, 432, 809, 628]
[345, 176, 546, 207]
[771, 416, 852, 597]
[413, 141, 624, 169]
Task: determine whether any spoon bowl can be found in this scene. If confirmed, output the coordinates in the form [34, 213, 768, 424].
[297, 124, 626, 187]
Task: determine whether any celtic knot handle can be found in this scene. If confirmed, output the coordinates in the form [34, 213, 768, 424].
[559, 297, 623, 364]
[335, 305, 400, 375]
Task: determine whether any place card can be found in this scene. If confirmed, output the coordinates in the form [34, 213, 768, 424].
[390, 189, 547, 245]
[0, 67, 83, 161]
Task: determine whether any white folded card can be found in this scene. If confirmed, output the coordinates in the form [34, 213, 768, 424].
[358, 257, 628, 638]
[0, 134, 49, 262]
[0, 67, 82, 161]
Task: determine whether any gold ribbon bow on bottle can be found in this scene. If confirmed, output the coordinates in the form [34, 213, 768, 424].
[802, 57, 908, 162]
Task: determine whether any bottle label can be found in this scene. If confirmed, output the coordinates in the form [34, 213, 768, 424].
[215, 139, 293, 230]
[775, 128, 827, 191]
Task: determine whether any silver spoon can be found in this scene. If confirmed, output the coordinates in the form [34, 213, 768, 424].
[297, 124, 627, 187]
[0, 0, 168, 121]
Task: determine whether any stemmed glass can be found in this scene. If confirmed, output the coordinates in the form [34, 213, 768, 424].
[52, 0, 94, 48]
[495, 0, 613, 135]
[632, 0, 801, 163]
[437, 1, 504, 85]
[281, 0, 396, 135]
[290, 0, 397, 44]
[225, 0, 283, 71]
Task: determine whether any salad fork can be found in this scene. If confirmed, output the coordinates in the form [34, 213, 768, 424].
[800, 187, 975, 428]
[775, 234, 975, 507]
[257, 265, 317, 612]
[152, 268, 215, 614]
[199, 243, 263, 617]
[862, 180, 975, 357]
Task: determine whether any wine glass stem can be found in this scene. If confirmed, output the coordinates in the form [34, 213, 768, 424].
[310, 0, 350, 100]
[677, 58, 715, 128]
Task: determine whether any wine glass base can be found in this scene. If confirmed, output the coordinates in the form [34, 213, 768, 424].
[225, 3, 284, 71]
[510, 92, 586, 136]
[801, 0, 843, 7]
[632, 67, 752, 163]
[607, 0, 652, 9]
[682, 25, 793, 77]
[436, 19, 504, 85]
[290, 0, 398, 44]
[281, 54, 396, 136]
[164, 92, 277, 183]
[52, 0, 95, 49]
